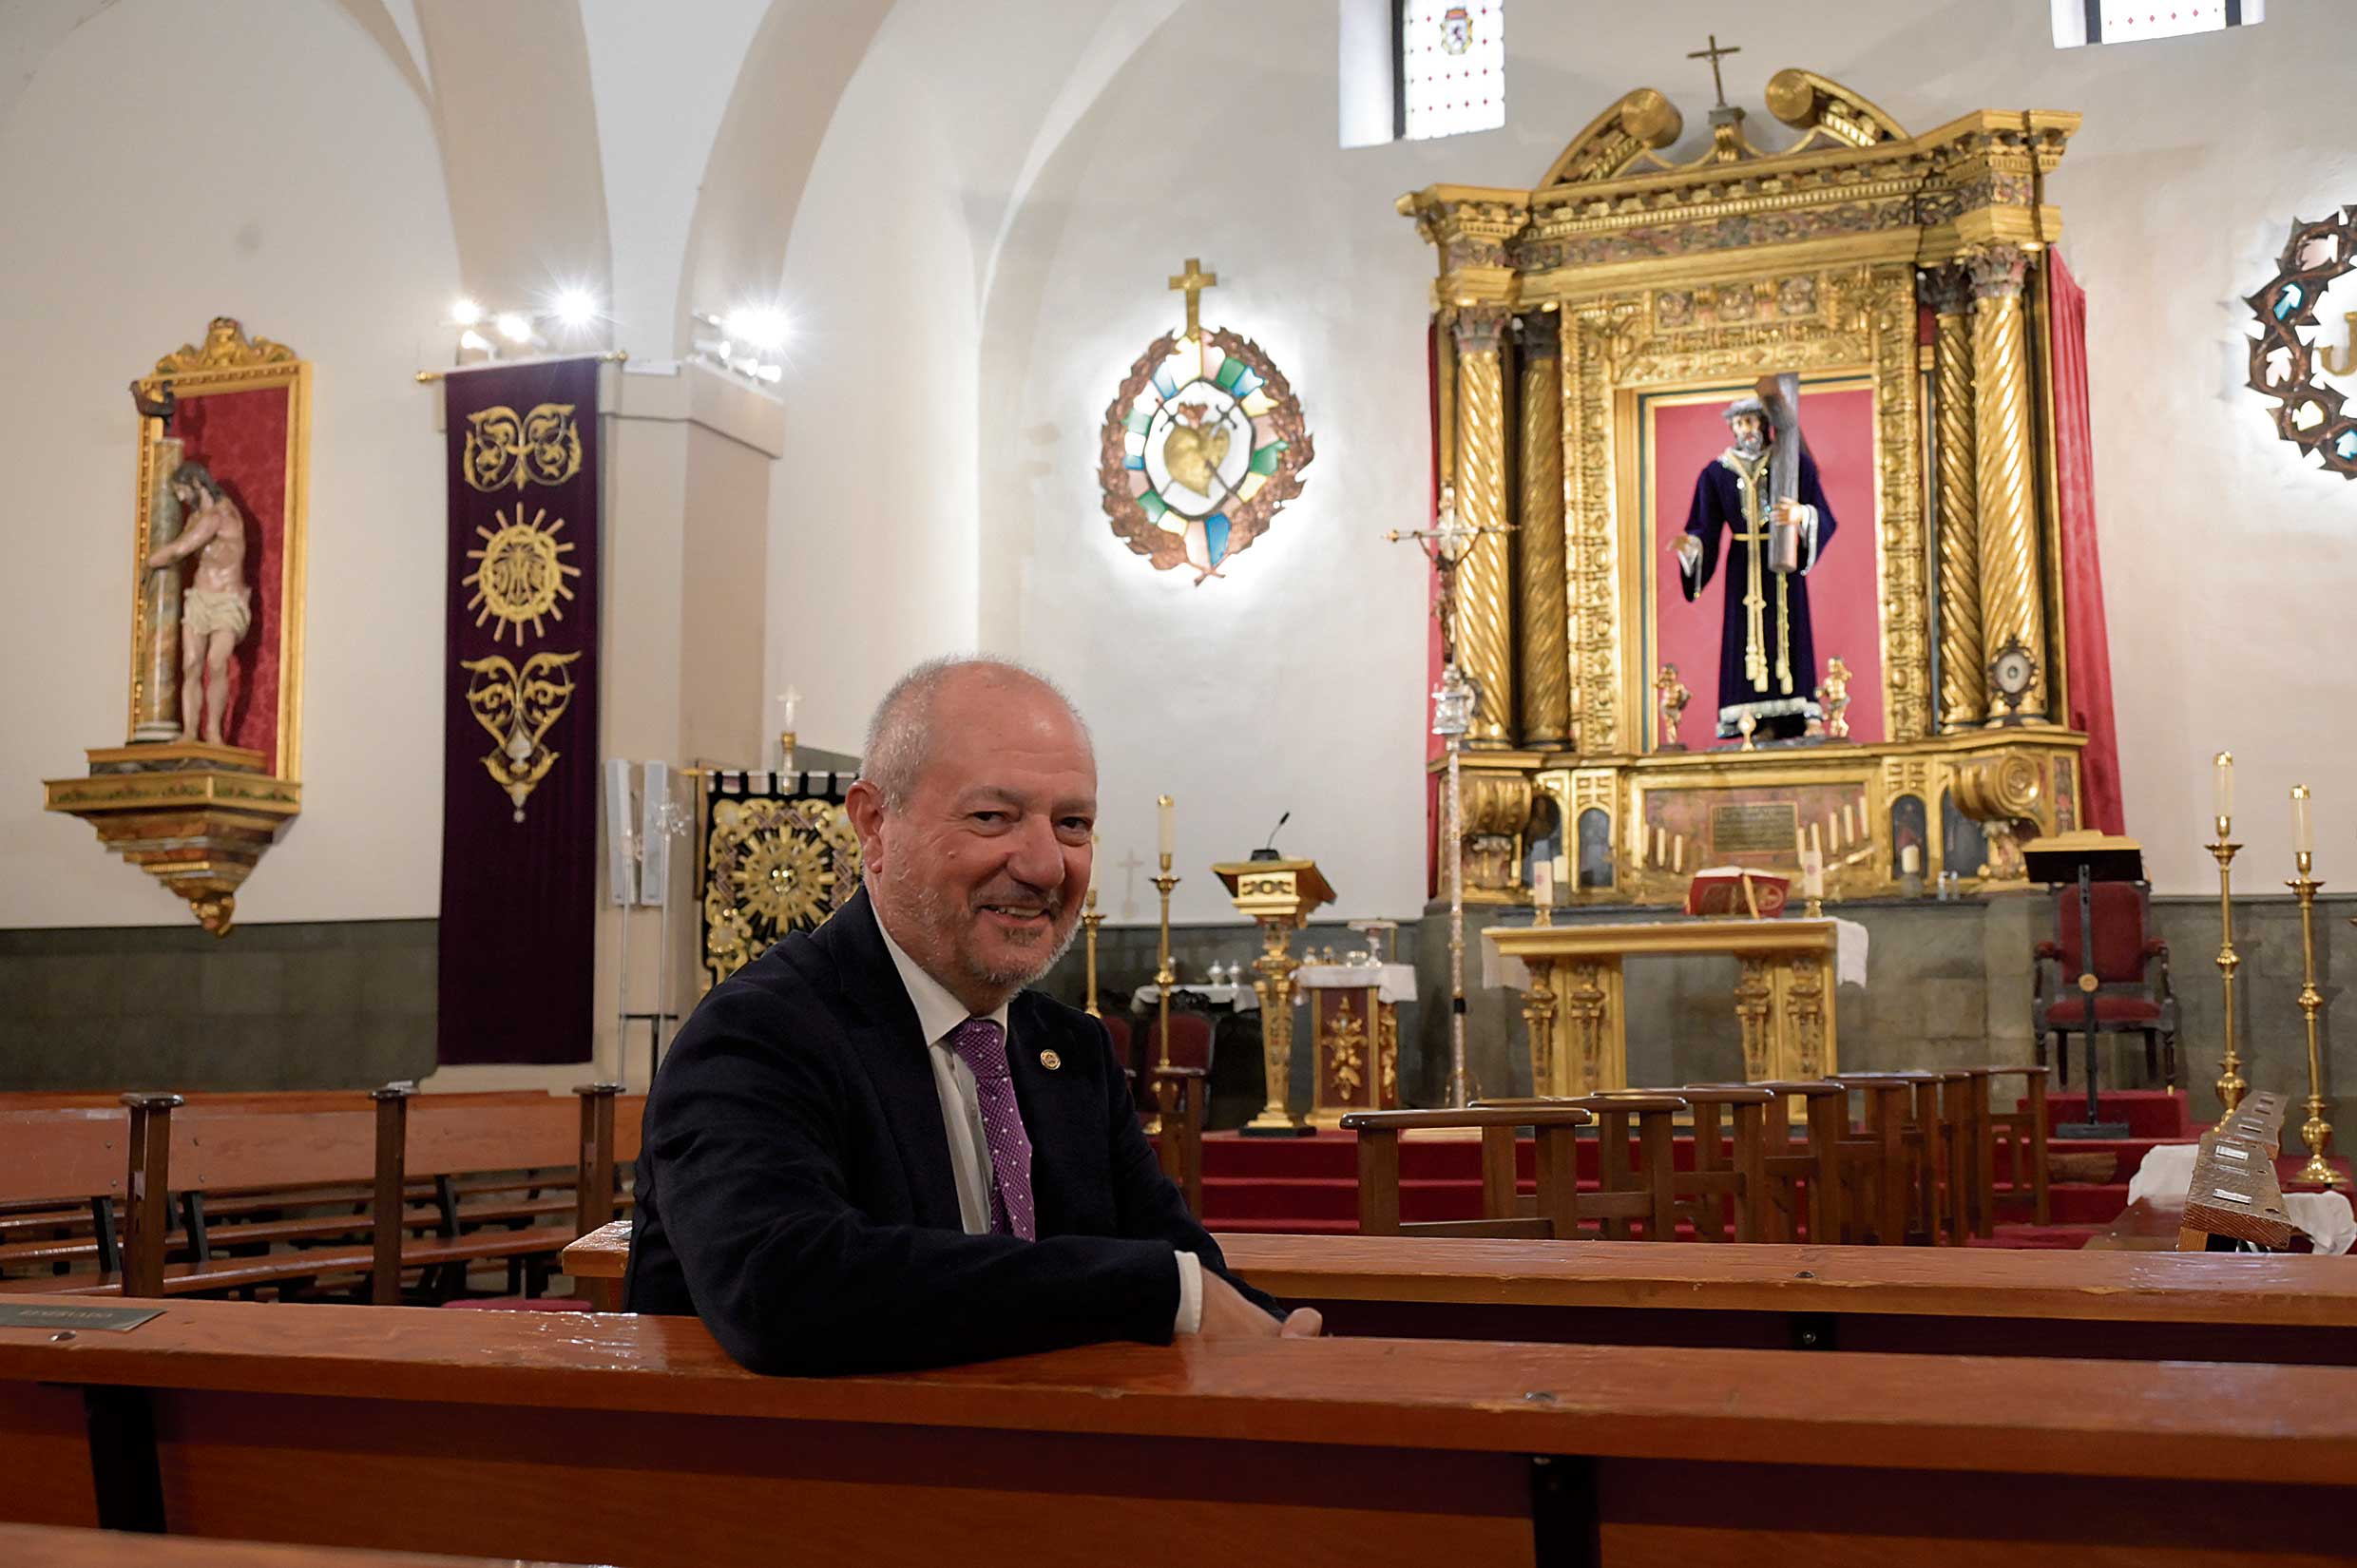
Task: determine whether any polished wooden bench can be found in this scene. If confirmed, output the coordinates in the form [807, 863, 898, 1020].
[1216, 1232, 2357, 1365]
[0, 1089, 634, 1302]
[2180, 1093, 2295, 1252]
[2, 1296, 2353, 1565]
[0, 1521, 596, 1568]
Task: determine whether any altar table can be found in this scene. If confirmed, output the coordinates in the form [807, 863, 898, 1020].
[4, 1297, 2355, 1566]
[1485, 918, 1862, 1095]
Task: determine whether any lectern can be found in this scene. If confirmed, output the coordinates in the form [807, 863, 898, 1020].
[2023, 832, 2143, 1139]
[1214, 858, 1335, 1136]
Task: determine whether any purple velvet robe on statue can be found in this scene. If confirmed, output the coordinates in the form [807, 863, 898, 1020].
[1679, 442, 1838, 739]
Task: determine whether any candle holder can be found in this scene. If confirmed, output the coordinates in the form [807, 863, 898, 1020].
[2290, 852, 2346, 1187]
[1147, 855, 1180, 1136]
[1081, 888, 1105, 1020]
[2209, 824, 2246, 1118]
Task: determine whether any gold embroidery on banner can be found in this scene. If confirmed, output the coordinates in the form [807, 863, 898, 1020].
[702, 797, 862, 987]
[461, 650, 581, 818]
[463, 404, 584, 492]
[465, 507, 579, 644]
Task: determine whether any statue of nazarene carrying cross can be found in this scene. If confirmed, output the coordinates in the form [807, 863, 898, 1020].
[1672, 373, 1841, 740]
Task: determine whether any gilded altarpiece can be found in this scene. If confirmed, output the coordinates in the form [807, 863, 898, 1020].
[1402, 72, 2092, 905]
[698, 771, 861, 991]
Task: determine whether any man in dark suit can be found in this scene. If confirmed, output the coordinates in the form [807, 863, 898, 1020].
[627, 656, 1317, 1373]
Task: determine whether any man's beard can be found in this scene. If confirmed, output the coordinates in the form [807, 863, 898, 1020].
[1733, 432, 1766, 459]
[891, 858, 1080, 999]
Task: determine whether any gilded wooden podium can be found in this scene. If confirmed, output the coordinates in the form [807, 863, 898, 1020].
[1213, 858, 1334, 1136]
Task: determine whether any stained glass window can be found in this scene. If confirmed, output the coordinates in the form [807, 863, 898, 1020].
[1400, 1, 1504, 142]
[2052, 0, 2262, 48]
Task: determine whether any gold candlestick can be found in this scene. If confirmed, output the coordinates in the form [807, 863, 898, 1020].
[2290, 848, 2346, 1187]
[2210, 822, 2246, 1118]
[1081, 889, 1105, 1020]
[1148, 851, 1180, 1136]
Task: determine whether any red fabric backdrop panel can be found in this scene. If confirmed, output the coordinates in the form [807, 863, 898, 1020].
[1648, 383, 1884, 747]
[2049, 253, 2125, 833]
[172, 386, 289, 765]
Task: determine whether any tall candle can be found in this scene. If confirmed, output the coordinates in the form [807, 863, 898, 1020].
[2213, 751, 2233, 831]
[1157, 794, 1175, 861]
[1901, 843, 1921, 876]
[777, 685, 800, 732]
[1532, 859, 1554, 906]
[2292, 784, 2314, 860]
[1802, 851, 1825, 900]
[1087, 832, 1101, 903]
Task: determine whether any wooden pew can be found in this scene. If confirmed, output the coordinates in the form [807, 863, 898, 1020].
[0, 1522, 597, 1568]
[1212, 1232, 2357, 1366]
[2179, 1093, 2295, 1253]
[1341, 1105, 1596, 1239]
[2, 1297, 2354, 1565]
[0, 1089, 632, 1301]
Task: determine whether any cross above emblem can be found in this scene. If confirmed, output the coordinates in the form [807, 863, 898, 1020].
[1687, 33, 1740, 108]
[1168, 258, 1217, 342]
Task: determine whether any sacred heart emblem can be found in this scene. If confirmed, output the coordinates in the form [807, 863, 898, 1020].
[1098, 260, 1313, 584]
[461, 649, 582, 820]
[1161, 403, 1231, 497]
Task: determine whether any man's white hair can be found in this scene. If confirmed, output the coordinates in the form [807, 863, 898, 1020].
[859, 655, 1093, 809]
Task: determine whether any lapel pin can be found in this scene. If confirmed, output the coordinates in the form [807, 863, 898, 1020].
[1038, 1049, 1062, 1071]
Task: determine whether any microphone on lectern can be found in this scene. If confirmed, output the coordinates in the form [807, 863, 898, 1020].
[1250, 811, 1292, 862]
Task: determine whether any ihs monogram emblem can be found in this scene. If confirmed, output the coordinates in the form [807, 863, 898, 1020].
[1097, 258, 1313, 583]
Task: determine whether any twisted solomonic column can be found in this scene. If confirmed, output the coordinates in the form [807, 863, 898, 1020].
[1515, 312, 1570, 751]
[1966, 244, 2049, 725]
[1923, 265, 1983, 732]
[1453, 306, 1516, 748]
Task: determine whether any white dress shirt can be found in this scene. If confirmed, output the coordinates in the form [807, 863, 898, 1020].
[874, 920, 1202, 1335]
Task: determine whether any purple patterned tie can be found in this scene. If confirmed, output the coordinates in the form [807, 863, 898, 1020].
[947, 1018, 1036, 1240]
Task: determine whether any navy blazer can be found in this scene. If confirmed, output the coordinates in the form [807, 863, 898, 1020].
[626, 887, 1274, 1374]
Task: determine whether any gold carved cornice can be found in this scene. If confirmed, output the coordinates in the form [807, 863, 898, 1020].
[1539, 87, 1684, 187]
[1764, 69, 1908, 150]
[139, 317, 297, 399]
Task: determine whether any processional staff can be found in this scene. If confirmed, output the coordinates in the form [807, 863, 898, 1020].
[1386, 485, 1513, 1107]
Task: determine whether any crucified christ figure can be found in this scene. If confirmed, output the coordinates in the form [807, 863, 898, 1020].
[145, 461, 251, 746]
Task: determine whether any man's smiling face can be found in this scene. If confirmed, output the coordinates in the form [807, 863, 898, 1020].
[849, 666, 1096, 1015]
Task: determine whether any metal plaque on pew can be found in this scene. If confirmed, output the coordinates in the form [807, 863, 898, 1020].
[0, 1303, 163, 1332]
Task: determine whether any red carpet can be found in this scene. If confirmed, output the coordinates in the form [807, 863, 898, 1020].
[1180, 1089, 2347, 1246]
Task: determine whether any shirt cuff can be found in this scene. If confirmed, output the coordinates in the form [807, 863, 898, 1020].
[1173, 1249, 1204, 1335]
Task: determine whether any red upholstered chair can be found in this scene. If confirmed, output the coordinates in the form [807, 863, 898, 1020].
[1099, 1013, 1136, 1083]
[2035, 881, 2177, 1090]
[1140, 1008, 1214, 1214]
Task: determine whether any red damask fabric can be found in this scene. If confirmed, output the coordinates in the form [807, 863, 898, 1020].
[172, 387, 289, 765]
[2049, 253, 2125, 834]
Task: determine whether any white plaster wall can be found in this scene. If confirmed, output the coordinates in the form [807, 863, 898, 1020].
[0, 0, 461, 928]
[765, 10, 983, 757]
[976, 0, 2357, 914]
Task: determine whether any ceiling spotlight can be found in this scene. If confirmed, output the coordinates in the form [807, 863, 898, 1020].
[458, 329, 492, 353]
[552, 289, 599, 329]
[723, 307, 788, 352]
[494, 313, 534, 344]
[450, 297, 484, 327]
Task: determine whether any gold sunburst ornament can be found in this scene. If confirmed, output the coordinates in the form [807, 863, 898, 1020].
[464, 506, 579, 643]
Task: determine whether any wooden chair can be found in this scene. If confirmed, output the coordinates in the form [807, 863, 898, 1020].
[1984, 1064, 2052, 1227]
[1475, 1094, 1688, 1241]
[2035, 879, 2178, 1089]
[1737, 1080, 1848, 1242]
[1340, 1106, 1594, 1239]
[1638, 1085, 1772, 1241]
[1151, 1066, 1209, 1217]
[1830, 1073, 1936, 1245]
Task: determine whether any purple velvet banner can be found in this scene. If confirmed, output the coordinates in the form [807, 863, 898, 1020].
[436, 358, 602, 1065]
